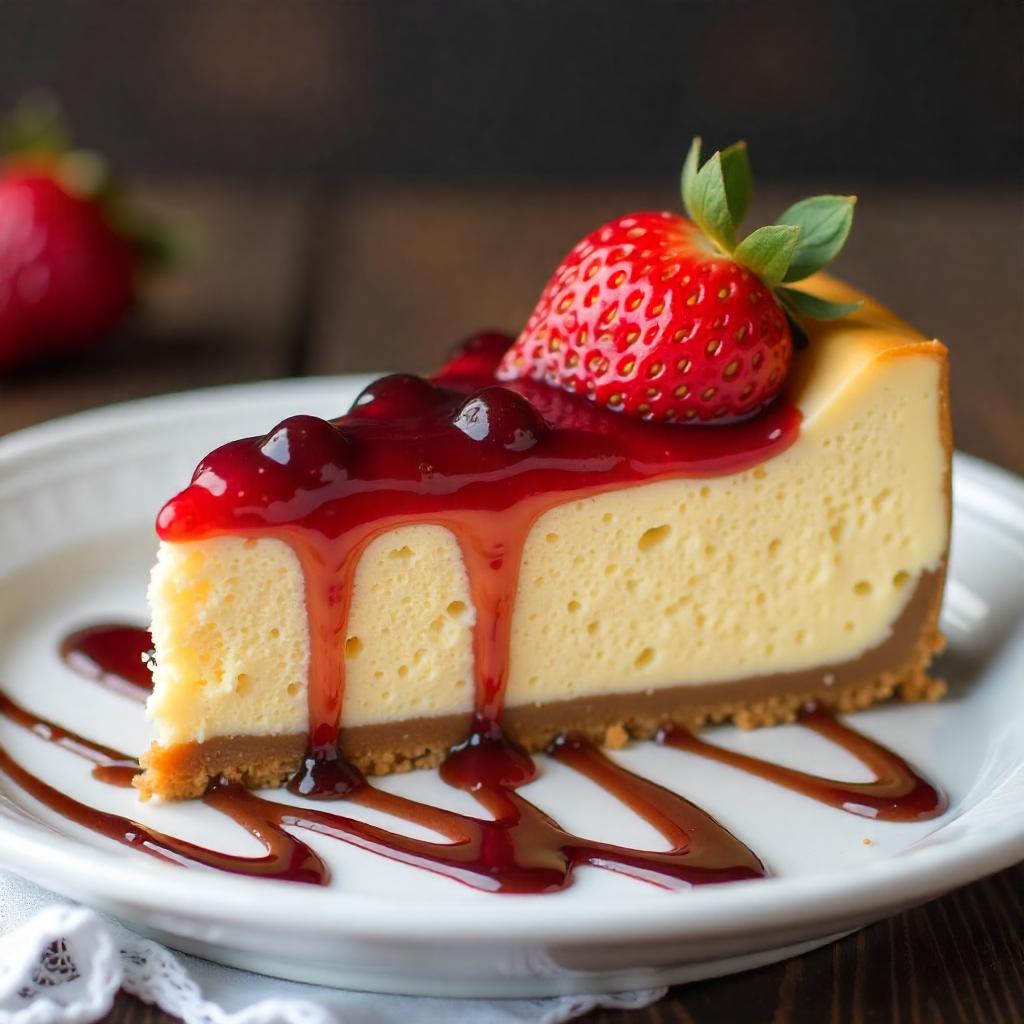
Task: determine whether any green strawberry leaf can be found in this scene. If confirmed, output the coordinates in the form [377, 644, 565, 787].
[776, 195, 856, 282]
[777, 285, 862, 321]
[690, 151, 735, 251]
[679, 139, 859, 304]
[720, 141, 751, 230]
[680, 136, 702, 220]
[733, 224, 799, 289]
[1, 94, 70, 158]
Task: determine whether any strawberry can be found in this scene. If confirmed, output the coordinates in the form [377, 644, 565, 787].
[498, 138, 859, 423]
[0, 98, 170, 373]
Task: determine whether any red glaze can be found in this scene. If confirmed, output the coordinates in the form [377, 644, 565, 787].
[60, 623, 153, 701]
[289, 728, 763, 892]
[0, 692, 139, 787]
[0, 689, 326, 881]
[0, 625, 946, 891]
[156, 338, 801, 759]
[266, 734, 765, 893]
[0, 742, 327, 881]
[661, 704, 947, 821]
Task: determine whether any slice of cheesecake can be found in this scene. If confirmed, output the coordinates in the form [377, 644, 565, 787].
[139, 273, 949, 800]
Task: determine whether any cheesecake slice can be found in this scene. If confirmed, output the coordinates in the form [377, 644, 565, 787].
[139, 273, 949, 800]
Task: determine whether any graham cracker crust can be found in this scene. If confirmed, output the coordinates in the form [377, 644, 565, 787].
[138, 566, 946, 801]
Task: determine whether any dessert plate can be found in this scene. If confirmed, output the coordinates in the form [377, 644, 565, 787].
[0, 378, 1021, 997]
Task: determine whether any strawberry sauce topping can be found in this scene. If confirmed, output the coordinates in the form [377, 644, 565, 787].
[155, 335, 801, 762]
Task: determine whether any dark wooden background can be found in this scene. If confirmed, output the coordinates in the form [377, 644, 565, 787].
[1, 1, 1020, 185]
[0, 179, 1021, 1023]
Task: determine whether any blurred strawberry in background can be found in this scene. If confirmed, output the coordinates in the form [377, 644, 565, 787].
[0, 96, 175, 373]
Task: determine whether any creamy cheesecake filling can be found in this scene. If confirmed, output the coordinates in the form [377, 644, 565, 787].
[148, 536, 309, 746]
[511, 351, 945, 704]
[140, 564, 943, 798]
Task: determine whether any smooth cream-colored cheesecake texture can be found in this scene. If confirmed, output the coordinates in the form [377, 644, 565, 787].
[146, 276, 950, 746]
[148, 537, 310, 745]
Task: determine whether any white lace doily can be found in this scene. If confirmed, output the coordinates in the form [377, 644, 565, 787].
[0, 873, 665, 1024]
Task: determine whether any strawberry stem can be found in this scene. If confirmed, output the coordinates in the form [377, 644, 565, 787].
[680, 136, 861, 321]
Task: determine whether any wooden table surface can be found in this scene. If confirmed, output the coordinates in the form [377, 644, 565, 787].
[1, 181, 1021, 1023]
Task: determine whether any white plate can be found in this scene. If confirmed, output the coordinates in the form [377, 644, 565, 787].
[0, 378, 1021, 998]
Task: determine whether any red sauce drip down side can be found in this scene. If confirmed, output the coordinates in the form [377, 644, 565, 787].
[154, 342, 801, 758]
[286, 728, 764, 892]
